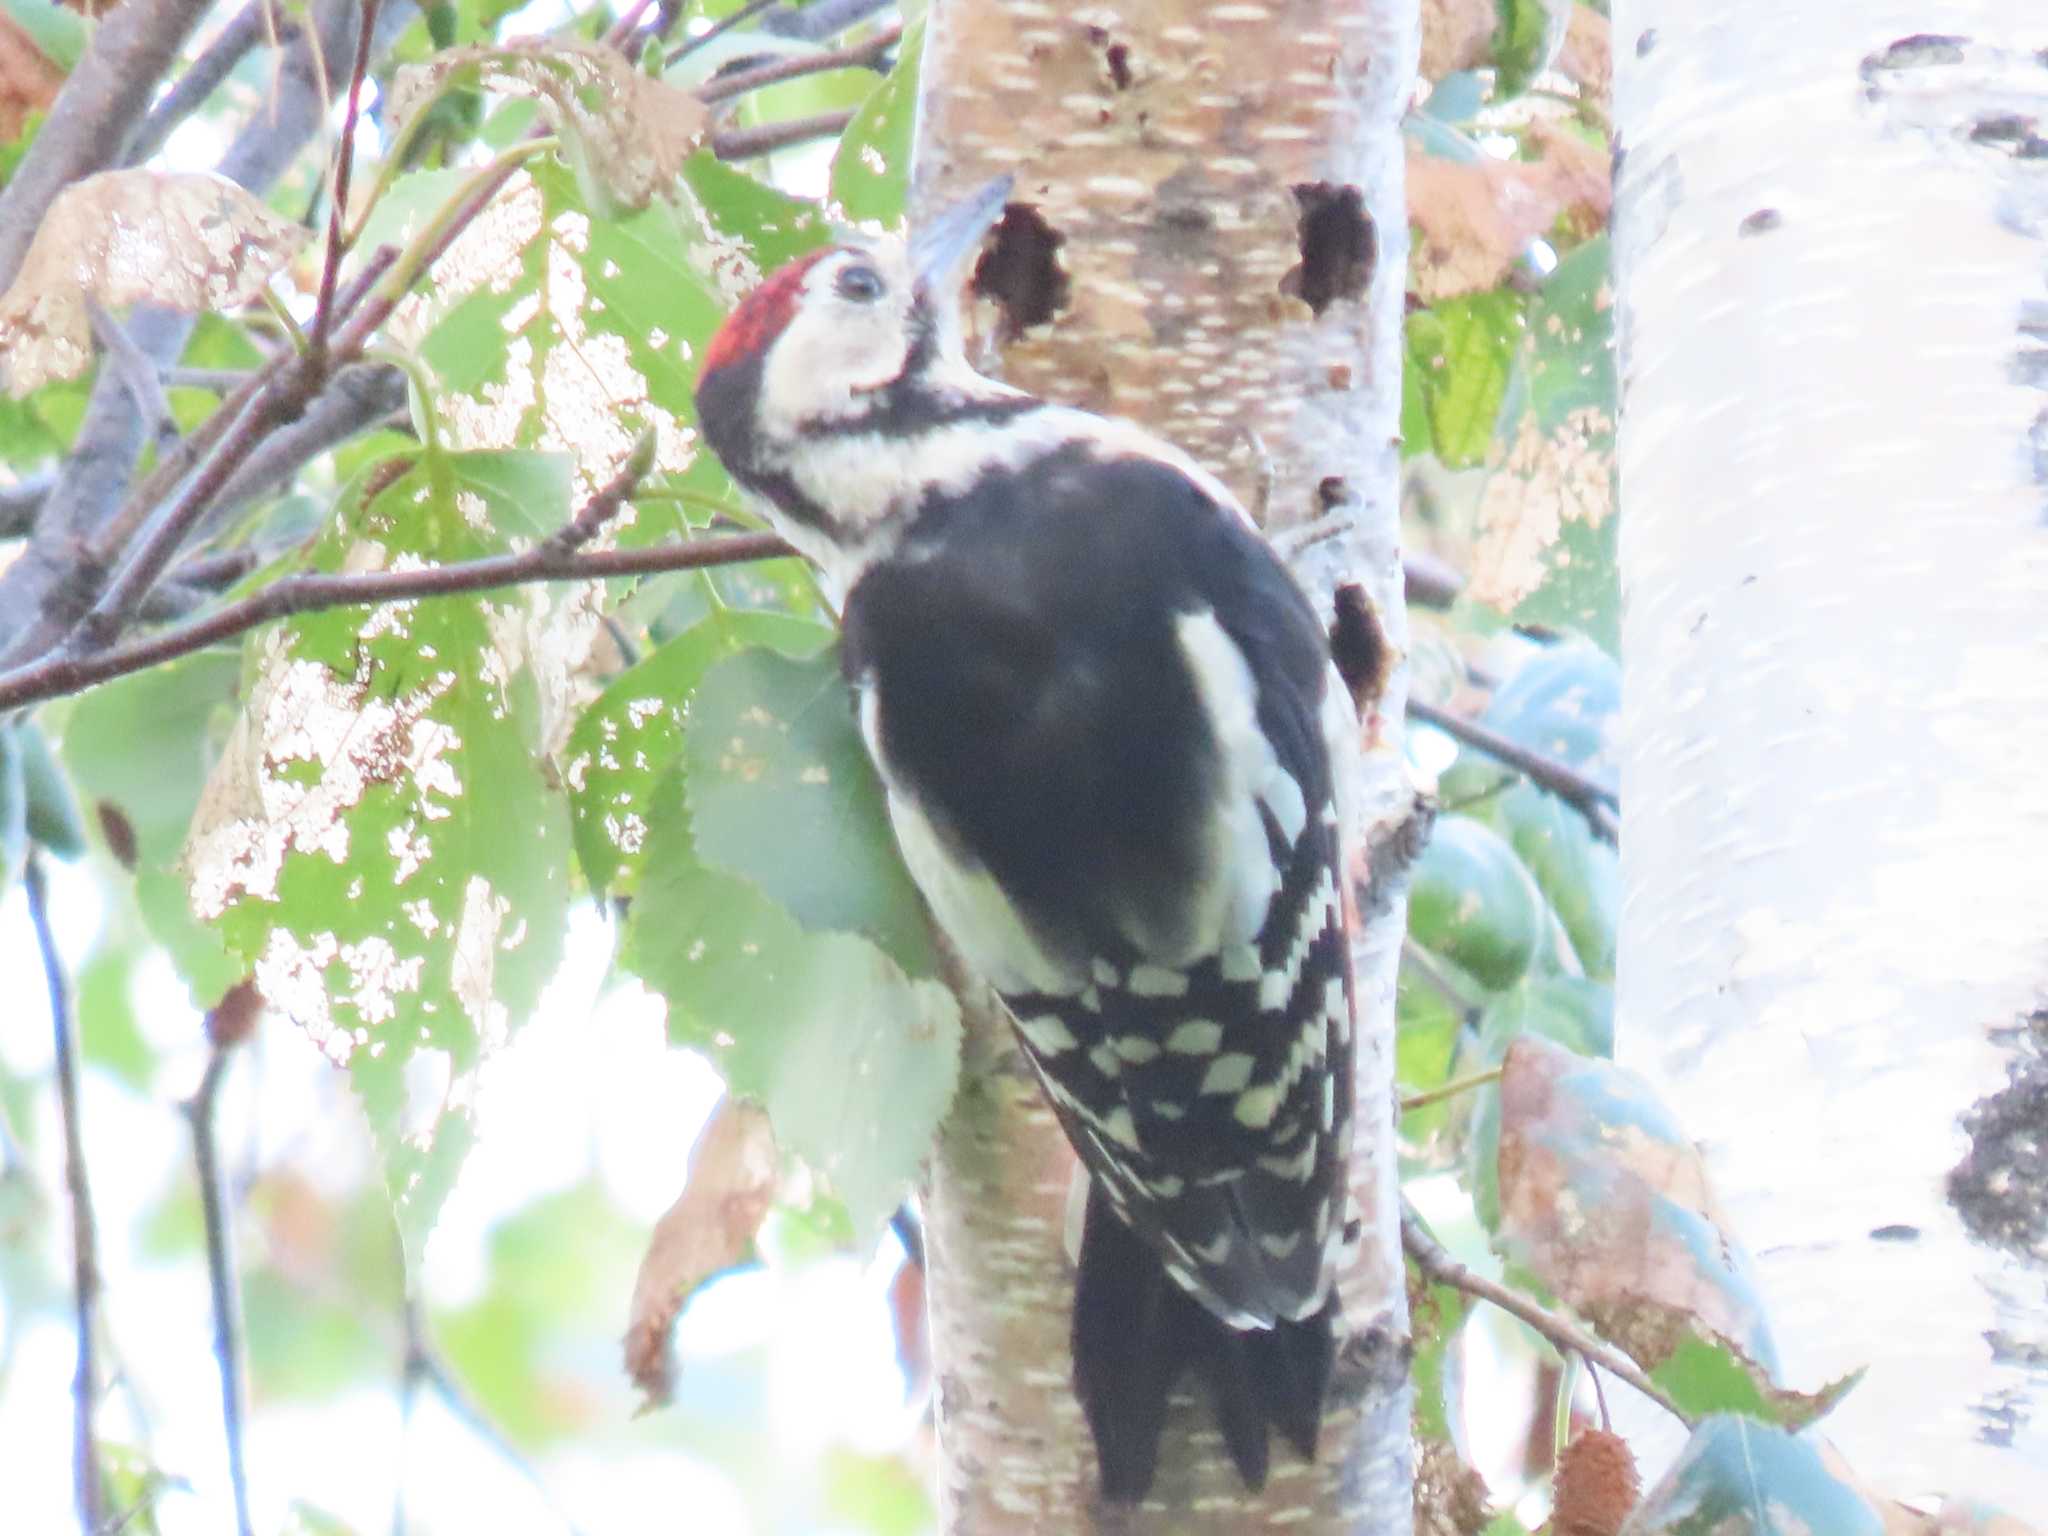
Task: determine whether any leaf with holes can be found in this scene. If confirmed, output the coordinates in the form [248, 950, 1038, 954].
[683, 644, 937, 979]
[831, 18, 922, 227]
[0, 169, 307, 396]
[622, 763, 960, 1237]
[566, 608, 830, 899]
[183, 449, 573, 1256]
[387, 38, 707, 214]
[1467, 238, 1618, 649]
[1494, 1036, 1857, 1429]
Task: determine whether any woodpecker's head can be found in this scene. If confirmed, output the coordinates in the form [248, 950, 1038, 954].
[693, 178, 1024, 598]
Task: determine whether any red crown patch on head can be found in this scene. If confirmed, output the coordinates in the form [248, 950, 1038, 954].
[701, 247, 840, 378]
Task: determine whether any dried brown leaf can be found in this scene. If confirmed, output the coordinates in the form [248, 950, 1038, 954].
[1558, 5, 1611, 106]
[1418, 0, 1497, 84]
[388, 39, 708, 213]
[0, 12, 63, 140]
[1409, 126, 1612, 302]
[622, 1097, 779, 1408]
[56, 0, 120, 17]
[1552, 1428, 1639, 1536]
[0, 170, 308, 397]
[1414, 1437, 1493, 1536]
[1496, 1036, 1764, 1358]
[204, 976, 265, 1050]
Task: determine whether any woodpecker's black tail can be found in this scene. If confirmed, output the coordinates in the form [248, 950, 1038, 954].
[1070, 1184, 1338, 1502]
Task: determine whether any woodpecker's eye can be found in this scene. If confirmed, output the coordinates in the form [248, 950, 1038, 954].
[835, 263, 886, 303]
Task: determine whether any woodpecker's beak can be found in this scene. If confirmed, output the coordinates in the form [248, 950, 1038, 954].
[911, 175, 1014, 293]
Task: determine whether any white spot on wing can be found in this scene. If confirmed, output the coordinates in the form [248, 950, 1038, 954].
[1164, 1019, 1224, 1055]
[1015, 1012, 1079, 1055]
[1200, 1053, 1255, 1095]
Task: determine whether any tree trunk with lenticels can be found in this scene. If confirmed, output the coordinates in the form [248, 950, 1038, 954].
[909, 2, 1421, 1530]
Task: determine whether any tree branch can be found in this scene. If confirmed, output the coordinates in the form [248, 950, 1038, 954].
[759, 0, 893, 42]
[123, 0, 280, 168]
[711, 111, 856, 161]
[1400, 1202, 1686, 1422]
[312, 0, 385, 355]
[696, 21, 900, 103]
[660, 0, 776, 61]
[0, 0, 219, 292]
[200, 362, 409, 540]
[186, 1037, 255, 1536]
[0, 530, 789, 712]
[28, 855, 104, 1531]
[1406, 696, 1620, 842]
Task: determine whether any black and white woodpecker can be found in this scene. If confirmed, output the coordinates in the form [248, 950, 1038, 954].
[693, 178, 1361, 1501]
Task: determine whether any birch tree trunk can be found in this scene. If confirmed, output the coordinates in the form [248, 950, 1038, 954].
[910, 0, 1420, 1529]
[1614, 1, 2048, 1508]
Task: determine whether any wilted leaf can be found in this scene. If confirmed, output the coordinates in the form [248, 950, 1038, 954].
[1619, 1416, 1886, 1535]
[683, 645, 938, 978]
[388, 39, 708, 213]
[1495, 1037, 1857, 1428]
[1408, 125, 1610, 302]
[0, 170, 308, 396]
[184, 450, 572, 1256]
[623, 1096, 779, 1408]
[0, 10, 61, 140]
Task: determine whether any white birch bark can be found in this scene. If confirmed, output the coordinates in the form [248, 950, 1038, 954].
[910, 0, 1421, 1528]
[1613, 2, 2048, 1508]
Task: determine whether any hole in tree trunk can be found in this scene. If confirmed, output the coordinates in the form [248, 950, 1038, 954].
[971, 203, 1071, 339]
[1281, 182, 1375, 318]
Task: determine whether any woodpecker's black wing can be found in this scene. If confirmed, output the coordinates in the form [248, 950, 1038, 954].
[841, 436, 1356, 1497]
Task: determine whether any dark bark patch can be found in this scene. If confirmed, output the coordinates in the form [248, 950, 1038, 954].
[1280, 183, 1375, 318]
[1947, 1009, 2048, 1262]
[1737, 208, 1782, 237]
[970, 203, 1071, 339]
[1330, 581, 1393, 715]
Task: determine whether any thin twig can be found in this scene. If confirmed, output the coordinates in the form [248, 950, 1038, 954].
[1400, 1202, 1687, 1423]
[1400, 936, 1482, 1020]
[402, 1299, 594, 1536]
[696, 20, 899, 103]
[759, 0, 892, 42]
[711, 110, 856, 161]
[124, 0, 280, 167]
[0, 532, 789, 712]
[28, 856, 105, 1530]
[88, 305, 181, 456]
[1399, 1065, 1503, 1115]
[312, 0, 384, 355]
[661, 0, 776, 63]
[1406, 696, 1620, 843]
[185, 1042, 254, 1536]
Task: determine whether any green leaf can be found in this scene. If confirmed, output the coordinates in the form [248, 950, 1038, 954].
[623, 768, 960, 1235]
[1408, 815, 1548, 990]
[1650, 1334, 1860, 1431]
[1622, 1416, 1885, 1535]
[1493, 0, 1566, 100]
[1495, 779, 1616, 979]
[64, 653, 246, 1005]
[679, 150, 836, 274]
[189, 449, 573, 1256]
[830, 18, 923, 227]
[18, 720, 85, 860]
[1478, 974, 1612, 1060]
[1408, 1256, 1473, 1443]
[1473, 240, 1619, 648]
[1395, 966, 1469, 1151]
[684, 645, 938, 978]
[1482, 638, 1618, 775]
[566, 609, 830, 898]
[1407, 291, 1525, 469]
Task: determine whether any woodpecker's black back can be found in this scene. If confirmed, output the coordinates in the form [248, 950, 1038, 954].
[691, 237, 1358, 1502]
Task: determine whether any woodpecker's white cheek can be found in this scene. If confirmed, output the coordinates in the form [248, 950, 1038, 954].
[757, 304, 911, 437]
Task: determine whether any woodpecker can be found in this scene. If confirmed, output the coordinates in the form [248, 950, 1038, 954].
[693, 178, 1360, 1501]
